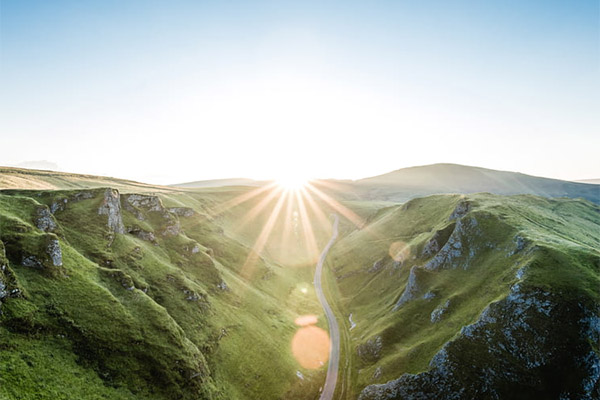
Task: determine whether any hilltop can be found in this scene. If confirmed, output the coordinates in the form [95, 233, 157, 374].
[0, 167, 175, 193]
[353, 163, 600, 203]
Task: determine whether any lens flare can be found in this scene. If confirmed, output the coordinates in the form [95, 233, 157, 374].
[291, 315, 330, 369]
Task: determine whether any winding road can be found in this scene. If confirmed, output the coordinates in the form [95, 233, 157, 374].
[314, 214, 340, 400]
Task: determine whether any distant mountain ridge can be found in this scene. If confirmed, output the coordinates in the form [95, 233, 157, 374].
[171, 178, 266, 188]
[1, 164, 598, 203]
[353, 163, 600, 203]
[576, 178, 600, 184]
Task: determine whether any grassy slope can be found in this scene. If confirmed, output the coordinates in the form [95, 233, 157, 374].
[326, 193, 600, 398]
[0, 186, 331, 399]
[0, 167, 174, 192]
[354, 163, 600, 204]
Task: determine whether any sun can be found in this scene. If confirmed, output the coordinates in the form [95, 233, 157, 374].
[276, 175, 309, 191]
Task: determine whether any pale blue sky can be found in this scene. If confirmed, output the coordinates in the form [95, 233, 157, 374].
[1, 0, 598, 183]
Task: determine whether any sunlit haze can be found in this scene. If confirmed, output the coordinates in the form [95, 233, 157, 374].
[1, 1, 598, 183]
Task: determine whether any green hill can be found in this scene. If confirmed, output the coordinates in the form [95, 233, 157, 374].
[0, 167, 174, 192]
[0, 186, 330, 399]
[326, 193, 599, 399]
[353, 163, 600, 203]
[171, 178, 267, 188]
[1, 166, 598, 399]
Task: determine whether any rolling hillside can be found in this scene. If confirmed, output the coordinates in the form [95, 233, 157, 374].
[353, 164, 600, 203]
[0, 167, 173, 192]
[0, 185, 332, 399]
[326, 193, 600, 399]
[1, 166, 598, 399]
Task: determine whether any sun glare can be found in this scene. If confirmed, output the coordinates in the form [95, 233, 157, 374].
[276, 175, 308, 191]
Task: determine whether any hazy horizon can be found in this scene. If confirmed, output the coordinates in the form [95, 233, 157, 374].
[2, 160, 599, 186]
[1, 1, 598, 184]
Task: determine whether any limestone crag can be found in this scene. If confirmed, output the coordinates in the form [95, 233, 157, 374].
[393, 266, 420, 310]
[47, 238, 63, 266]
[430, 299, 450, 323]
[360, 286, 600, 400]
[98, 189, 125, 234]
[424, 216, 481, 271]
[168, 207, 196, 217]
[35, 205, 58, 232]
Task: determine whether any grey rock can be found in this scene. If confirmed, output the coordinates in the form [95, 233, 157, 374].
[360, 288, 598, 400]
[449, 200, 471, 220]
[98, 189, 125, 234]
[162, 221, 181, 237]
[394, 266, 420, 310]
[515, 266, 527, 280]
[127, 227, 157, 244]
[126, 194, 163, 212]
[423, 291, 436, 300]
[167, 207, 195, 217]
[50, 198, 68, 213]
[422, 235, 441, 257]
[47, 239, 63, 266]
[509, 235, 528, 256]
[217, 281, 229, 291]
[22, 256, 44, 269]
[424, 217, 481, 271]
[431, 299, 450, 323]
[35, 206, 57, 232]
[73, 191, 94, 201]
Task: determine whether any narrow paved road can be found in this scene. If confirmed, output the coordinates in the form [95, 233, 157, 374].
[314, 214, 340, 400]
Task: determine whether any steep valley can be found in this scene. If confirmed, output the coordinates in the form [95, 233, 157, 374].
[0, 167, 598, 400]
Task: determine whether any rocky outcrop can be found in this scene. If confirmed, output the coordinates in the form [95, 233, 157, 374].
[21, 237, 62, 268]
[125, 194, 163, 212]
[21, 235, 63, 269]
[47, 239, 63, 266]
[358, 336, 383, 363]
[50, 198, 68, 214]
[509, 235, 528, 256]
[449, 200, 471, 220]
[430, 299, 450, 323]
[0, 243, 21, 305]
[161, 221, 181, 237]
[168, 207, 195, 217]
[393, 266, 420, 310]
[35, 205, 57, 232]
[360, 285, 600, 400]
[127, 227, 157, 244]
[422, 235, 441, 258]
[98, 189, 125, 234]
[424, 217, 481, 271]
[122, 194, 183, 236]
[422, 223, 456, 258]
[423, 291, 436, 300]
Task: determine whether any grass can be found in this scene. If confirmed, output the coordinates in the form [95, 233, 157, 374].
[326, 193, 600, 397]
[0, 185, 333, 399]
[1, 168, 598, 399]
